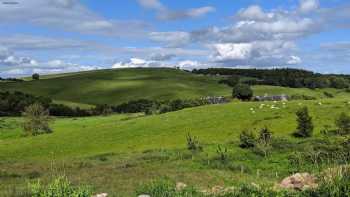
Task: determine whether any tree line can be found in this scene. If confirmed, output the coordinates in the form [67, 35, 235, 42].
[193, 68, 350, 89]
[0, 91, 222, 117]
[0, 77, 24, 82]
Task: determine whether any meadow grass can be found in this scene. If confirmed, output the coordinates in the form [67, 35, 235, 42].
[0, 68, 231, 106]
[2, 97, 350, 196]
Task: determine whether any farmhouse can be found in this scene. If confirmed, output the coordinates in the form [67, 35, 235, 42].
[253, 94, 289, 102]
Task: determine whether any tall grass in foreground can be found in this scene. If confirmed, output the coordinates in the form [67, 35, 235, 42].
[2, 176, 92, 197]
[137, 166, 350, 197]
[29, 176, 92, 197]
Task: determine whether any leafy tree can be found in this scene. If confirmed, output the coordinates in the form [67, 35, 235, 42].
[239, 129, 256, 148]
[32, 73, 40, 80]
[335, 112, 350, 135]
[329, 76, 349, 89]
[232, 84, 253, 101]
[23, 103, 53, 136]
[294, 107, 314, 138]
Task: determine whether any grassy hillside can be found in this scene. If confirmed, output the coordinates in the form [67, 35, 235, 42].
[1, 99, 346, 160]
[1, 98, 350, 195]
[252, 85, 350, 98]
[0, 68, 231, 106]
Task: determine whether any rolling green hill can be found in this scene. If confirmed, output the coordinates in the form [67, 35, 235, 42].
[0, 68, 231, 106]
[2, 68, 350, 196]
[1, 98, 350, 195]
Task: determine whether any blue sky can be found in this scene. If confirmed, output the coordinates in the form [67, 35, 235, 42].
[0, 0, 350, 77]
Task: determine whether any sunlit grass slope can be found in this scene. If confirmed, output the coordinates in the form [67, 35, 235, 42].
[1, 98, 350, 161]
[0, 68, 231, 105]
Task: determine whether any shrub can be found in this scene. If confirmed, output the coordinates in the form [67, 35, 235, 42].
[258, 127, 272, 144]
[232, 84, 253, 101]
[29, 176, 92, 197]
[335, 112, 350, 135]
[294, 107, 313, 138]
[216, 145, 228, 163]
[239, 130, 256, 148]
[23, 103, 53, 136]
[255, 127, 273, 157]
[186, 133, 203, 152]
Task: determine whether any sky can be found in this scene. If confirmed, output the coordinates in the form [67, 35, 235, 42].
[0, 0, 350, 77]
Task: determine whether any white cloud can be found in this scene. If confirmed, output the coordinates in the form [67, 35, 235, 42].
[211, 40, 300, 67]
[0, 0, 148, 37]
[137, 0, 215, 21]
[0, 47, 102, 77]
[287, 56, 302, 65]
[112, 58, 154, 68]
[0, 35, 90, 51]
[138, 0, 165, 10]
[237, 5, 274, 21]
[111, 57, 207, 70]
[299, 0, 319, 13]
[149, 31, 191, 47]
[178, 60, 206, 69]
[212, 43, 253, 61]
[150, 53, 176, 61]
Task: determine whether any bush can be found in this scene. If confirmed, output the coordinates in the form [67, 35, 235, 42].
[186, 133, 203, 152]
[258, 127, 272, 144]
[255, 127, 273, 157]
[239, 130, 256, 148]
[23, 103, 53, 136]
[29, 176, 92, 197]
[294, 107, 313, 138]
[335, 112, 350, 135]
[216, 145, 228, 163]
[232, 84, 253, 101]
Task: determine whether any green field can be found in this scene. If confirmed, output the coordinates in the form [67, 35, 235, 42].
[2, 69, 350, 196]
[1, 98, 350, 196]
[0, 68, 231, 106]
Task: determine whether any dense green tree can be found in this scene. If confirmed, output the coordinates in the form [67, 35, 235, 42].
[32, 73, 40, 80]
[294, 107, 314, 138]
[193, 68, 350, 89]
[232, 84, 253, 101]
[329, 76, 349, 89]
